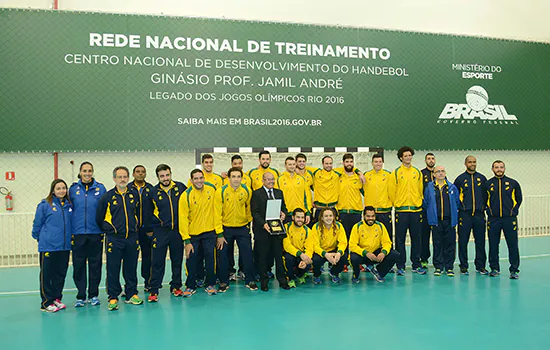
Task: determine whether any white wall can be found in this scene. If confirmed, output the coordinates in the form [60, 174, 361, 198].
[1, 0, 550, 43]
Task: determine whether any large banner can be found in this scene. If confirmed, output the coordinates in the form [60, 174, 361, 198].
[1, 9, 549, 151]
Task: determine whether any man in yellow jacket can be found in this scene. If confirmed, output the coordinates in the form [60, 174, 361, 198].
[391, 146, 426, 276]
[214, 167, 258, 291]
[363, 154, 395, 242]
[179, 169, 224, 297]
[277, 157, 312, 224]
[349, 206, 399, 283]
[282, 208, 313, 287]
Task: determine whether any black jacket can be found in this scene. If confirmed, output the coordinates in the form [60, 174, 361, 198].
[251, 187, 288, 233]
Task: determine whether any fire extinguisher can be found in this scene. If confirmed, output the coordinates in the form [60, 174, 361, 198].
[0, 187, 12, 211]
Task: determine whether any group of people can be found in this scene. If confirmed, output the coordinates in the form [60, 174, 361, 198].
[31, 146, 523, 313]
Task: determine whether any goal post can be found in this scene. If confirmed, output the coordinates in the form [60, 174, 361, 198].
[194, 147, 384, 173]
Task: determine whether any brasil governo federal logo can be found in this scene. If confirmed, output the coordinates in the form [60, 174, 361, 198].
[438, 85, 519, 125]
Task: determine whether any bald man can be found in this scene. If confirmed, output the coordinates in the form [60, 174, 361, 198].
[423, 166, 460, 277]
[250, 172, 289, 291]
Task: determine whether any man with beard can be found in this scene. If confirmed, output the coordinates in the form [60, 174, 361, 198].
[147, 164, 187, 302]
[312, 156, 341, 223]
[282, 208, 313, 287]
[248, 151, 280, 191]
[349, 206, 398, 283]
[485, 161, 522, 279]
[453, 156, 488, 275]
[420, 153, 436, 269]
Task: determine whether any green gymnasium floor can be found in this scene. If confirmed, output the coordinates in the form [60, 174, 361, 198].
[1, 236, 549, 350]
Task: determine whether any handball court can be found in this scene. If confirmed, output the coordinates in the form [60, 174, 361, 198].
[1, 236, 549, 350]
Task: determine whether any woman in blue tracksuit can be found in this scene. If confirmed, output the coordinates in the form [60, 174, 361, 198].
[69, 162, 107, 307]
[32, 179, 73, 313]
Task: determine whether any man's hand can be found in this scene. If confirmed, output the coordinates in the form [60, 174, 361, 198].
[359, 173, 366, 185]
[263, 223, 271, 233]
[376, 252, 386, 262]
[280, 212, 286, 221]
[184, 243, 194, 259]
[221, 172, 228, 179]
[298, 261, 307, 269]
[216, 237, 227, 250]
[333, 252, 342, 264]
[366, 252, 378, 262]
[305, 215, 311, 225]
[146, 231, 153, 237]
[301, 253, 312, 265]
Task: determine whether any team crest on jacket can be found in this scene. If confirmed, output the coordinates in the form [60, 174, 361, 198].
[76, 190, 80, 195]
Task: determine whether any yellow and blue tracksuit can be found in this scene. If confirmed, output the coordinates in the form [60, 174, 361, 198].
[423, 180, 460, 271]
[309, 221, 348, 277]
[363, 169, 395, 242]
[248, 167, 280, 191]
[336, 171, 364, 242]
[276, 172, 312, 217]
[69, 179, 107, 301]
[179, 183, 222, 289]
[486, 175, 522, 273]
[128, 180, 154, 289]
[32, 197, 72, 309]
[454, 171, 488, 271]
[349, 220, 398, 278]
[214, 184, 255, 284]
[283, 222, 313, 280]
[392, 165, 423, 270]
[420, 168, 435, 263]
[148, 181, 187, 294]
[96, 187, 141, 301]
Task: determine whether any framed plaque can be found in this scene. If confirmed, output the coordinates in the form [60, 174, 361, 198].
[266, 199, 286, 235]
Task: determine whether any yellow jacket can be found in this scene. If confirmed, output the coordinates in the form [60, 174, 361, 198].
[283, 223, 313, 257]
[214, 184, 252, 233]
[295, 167, 314, 211]
[363, 169, 394, 212]
[276, 172, 312, 215]
[178, 183, 221, 242]
[336, 172, 363, 212]
[349, 220, 392, 256]
[248, 167, 280, 191]
[309, 221, 347, 256]
[312, 169, 341, 206]
[392, 165, 423, 212]
[187, 172, 223, 190]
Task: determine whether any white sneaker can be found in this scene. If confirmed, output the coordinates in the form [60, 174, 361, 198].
[41, 304, 60, 313]
[54, 299, 66, 310]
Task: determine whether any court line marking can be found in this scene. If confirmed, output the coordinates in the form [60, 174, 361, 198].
[1, 253, 550, 296]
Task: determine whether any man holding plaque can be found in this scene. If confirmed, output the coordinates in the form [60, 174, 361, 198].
[251, 172, 290, 291]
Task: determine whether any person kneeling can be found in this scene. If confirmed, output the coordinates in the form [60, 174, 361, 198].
[349, 206, 399, 283]
[310, 208, 348, 284]
[283, 208, 313, 288]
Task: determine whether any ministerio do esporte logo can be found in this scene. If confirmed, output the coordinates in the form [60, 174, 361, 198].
[438, 86, 519, 125]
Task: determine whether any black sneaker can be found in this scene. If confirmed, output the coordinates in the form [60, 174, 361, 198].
[476, 268, 489, 275]
[245, 282, 259, 291]
[460, 268, 469, 275]
[218, 283, 229, 293]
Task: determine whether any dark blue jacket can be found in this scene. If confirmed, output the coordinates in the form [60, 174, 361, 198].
[148, 181, 187, 230]
[453, 171, 488, 214]
[69, 179, 106, 235]
[128, 180, 154, 229]
[32, 197, 73, 252]
[96, 187, 141, 237]
[423, 180, 460, 227]
[421, 167, 435, 191]
[485, 175, 522, 218]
